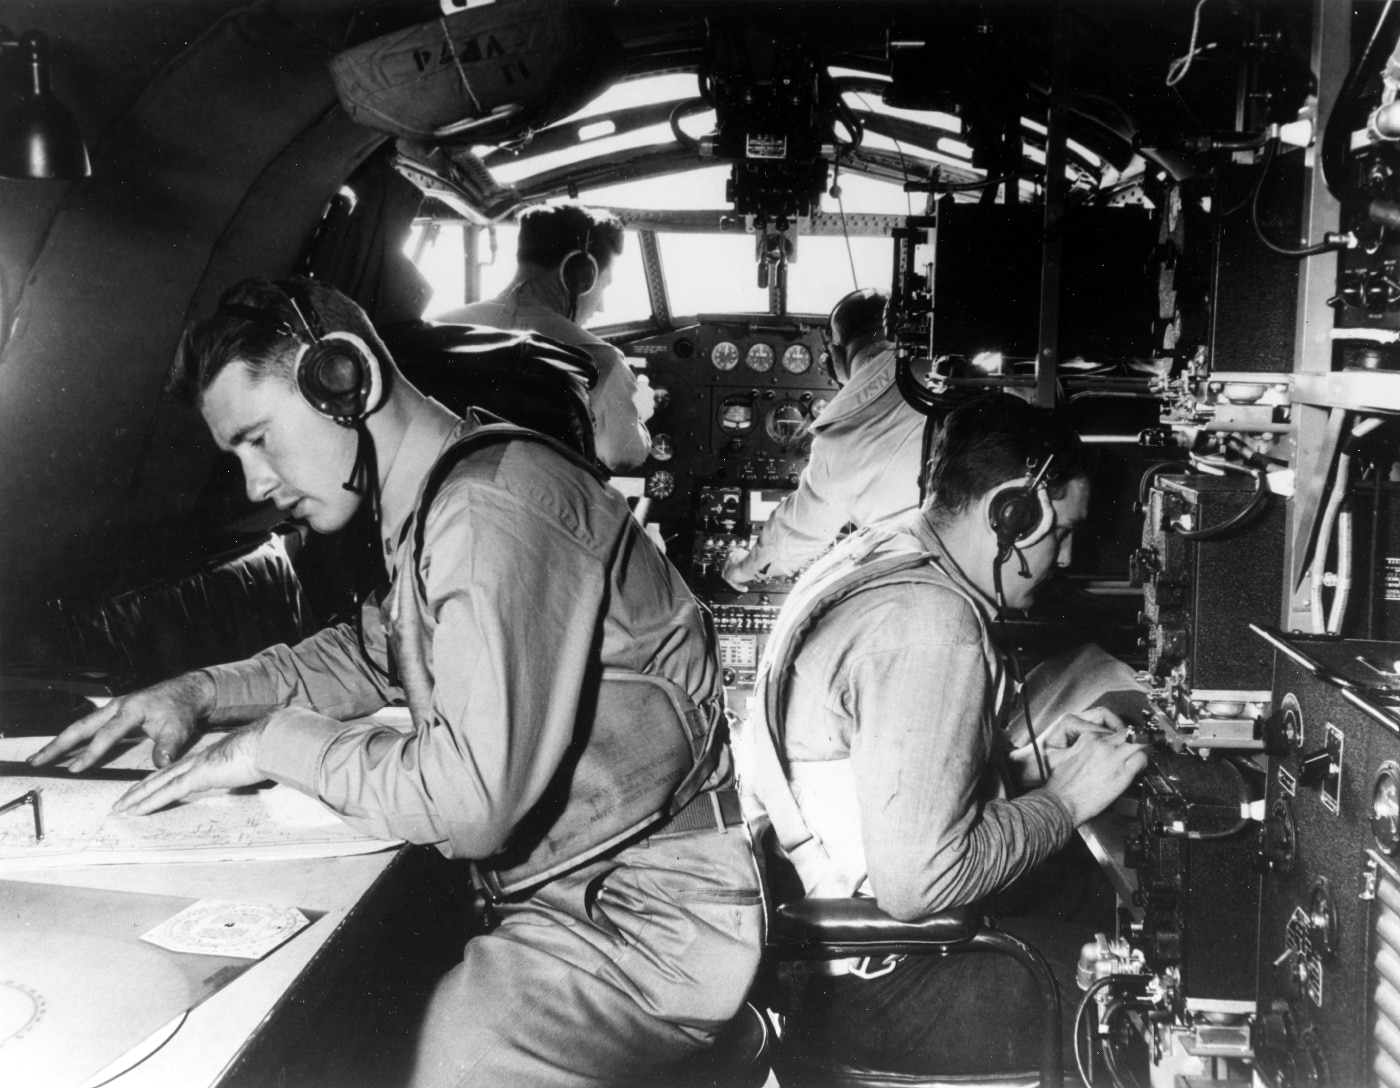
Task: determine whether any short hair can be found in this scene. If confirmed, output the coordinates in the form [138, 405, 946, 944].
[516, 202, 625, 273]
[168, 276, 391, 406]
[924, 394, 1086, 523]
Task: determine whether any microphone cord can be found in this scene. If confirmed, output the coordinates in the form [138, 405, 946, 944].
[993, 550, 1049, 786]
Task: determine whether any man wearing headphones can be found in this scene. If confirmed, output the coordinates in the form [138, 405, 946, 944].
[32, 276, 762, 1086]
[436, 202, 654, 472]
[737, 394, 1149, 1076]
[723, 287, 925, 590]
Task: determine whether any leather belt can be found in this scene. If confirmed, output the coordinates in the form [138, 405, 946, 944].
[652, 787, 745, 838]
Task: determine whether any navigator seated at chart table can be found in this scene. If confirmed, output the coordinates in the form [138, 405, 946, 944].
[27, 275, 763, 1088]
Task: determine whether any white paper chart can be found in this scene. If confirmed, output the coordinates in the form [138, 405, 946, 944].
[0, 736, 398, 869]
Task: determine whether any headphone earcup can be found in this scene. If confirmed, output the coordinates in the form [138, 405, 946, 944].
[826, 342, 848, 386]
[297, 332, 381, 423]
[989, 485, 1050, 546]
[560, 250, 599, 296]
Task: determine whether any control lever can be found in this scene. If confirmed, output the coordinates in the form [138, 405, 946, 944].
[1297, 746, 1335, 789]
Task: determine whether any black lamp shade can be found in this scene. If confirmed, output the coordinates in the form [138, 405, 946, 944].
[0, 31, 90, 180]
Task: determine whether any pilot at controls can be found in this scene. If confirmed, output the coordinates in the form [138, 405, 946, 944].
[738, 394, 1149, 1075]
[436, 201, 655, 473]
[723, 288, 925, 590]
[32, 276, 762, 1087]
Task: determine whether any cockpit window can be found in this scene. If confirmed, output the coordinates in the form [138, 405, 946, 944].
[409, 221, 653, 327]
[401, 58, 1139, 324]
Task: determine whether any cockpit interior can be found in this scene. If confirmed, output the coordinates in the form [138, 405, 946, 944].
[2, 1, 1399, 1086]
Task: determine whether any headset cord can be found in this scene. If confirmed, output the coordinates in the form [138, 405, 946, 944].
[344, 422, 381, 525]
[993, 550, 1049, 786]
[345, 426, 392, 685]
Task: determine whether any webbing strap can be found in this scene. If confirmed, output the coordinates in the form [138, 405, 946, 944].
[747, 528, 998, 897]
[411, 421, 605, 600]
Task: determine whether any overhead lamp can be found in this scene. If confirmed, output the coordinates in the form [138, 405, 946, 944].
[0, 29, 90, 180]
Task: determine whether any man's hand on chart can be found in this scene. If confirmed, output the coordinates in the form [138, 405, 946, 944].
[27, 671, 215, 772]
[1041, 710, 1150, 826]
[112, 720, 267, 816]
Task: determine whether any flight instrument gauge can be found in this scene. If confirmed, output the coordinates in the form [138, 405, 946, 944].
[649, 434, 674, 462]
[746, 343, 774, 373]
[645, 471, 676, 500]
[711, 341, 740, 371]
[718, 394, 757, 435]
[809, 395, 831, 419]
[781, 344, 812, 374]
[1375, 762, 1400, 856]
[765, 399, 807, 447]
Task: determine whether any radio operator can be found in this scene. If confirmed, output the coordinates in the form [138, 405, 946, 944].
[738, 393, 1149, 1075]
[31, 276, 762, 1087]
[722, 287, 926, 590]
[436, 201, 654, 473]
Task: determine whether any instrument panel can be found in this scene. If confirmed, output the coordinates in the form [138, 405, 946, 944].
[619, 314, 834, 520]
[617, 315, 835, 714]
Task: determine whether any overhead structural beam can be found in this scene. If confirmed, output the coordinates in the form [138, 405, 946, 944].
[1036, 4, 1071, 410]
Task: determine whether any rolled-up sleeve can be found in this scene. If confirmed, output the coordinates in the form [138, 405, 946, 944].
[256, 467, 609, 856]
[847, 595, 1075, 921]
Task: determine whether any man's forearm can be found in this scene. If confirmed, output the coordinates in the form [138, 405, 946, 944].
[203, 622, 392, 723]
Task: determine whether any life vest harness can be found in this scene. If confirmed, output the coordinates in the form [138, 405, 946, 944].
[402, 422, 726, 899]
[742, 527, 1004, 900]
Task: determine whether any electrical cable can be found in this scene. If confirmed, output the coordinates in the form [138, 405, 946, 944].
[1188, 452, 1255, 476]
[833, 160, 859, 289]
[1171, 466, 1270, 541]
[1311, 449, 1353, 632]
[1074, 976, 1117, 1088]
[1165, 0, 1213, 87]
[668, 99, 705, 152]
[1098, 999, 1140, 1088]
[993, 556, 1049, 787]
[855, 90, 914, 216]
[1137, 461, 1186, 508]
[1158, 756, 1252, 840]
[1251, 139, 1352, 258]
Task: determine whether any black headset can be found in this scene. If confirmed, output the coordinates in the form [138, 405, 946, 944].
[217, 280, 383, 426]
[558, 227, 599, 320]
[988, 451, 1058, 551]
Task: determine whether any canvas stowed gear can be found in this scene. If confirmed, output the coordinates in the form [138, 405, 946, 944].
[395, 422, 725, 898]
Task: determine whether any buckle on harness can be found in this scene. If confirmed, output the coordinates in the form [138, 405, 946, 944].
[847, 954, 905, 980]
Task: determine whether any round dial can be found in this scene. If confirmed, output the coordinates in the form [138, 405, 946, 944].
[782, 343, 812, 374]
[1375, 763, 1400, 856]
[765, 400, 807, 447]
[645, 471, 675, 500]
[1308, 878, 1338, 958]
[649, 434, 674, 462]
[649, 381, 672, 413]
[1279, 693, 1304, 750]
[746, 343, 774, 373]
[718, 395, 756, 435]
[711, 341, 740, 371]
[809, 395, 831, 419]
